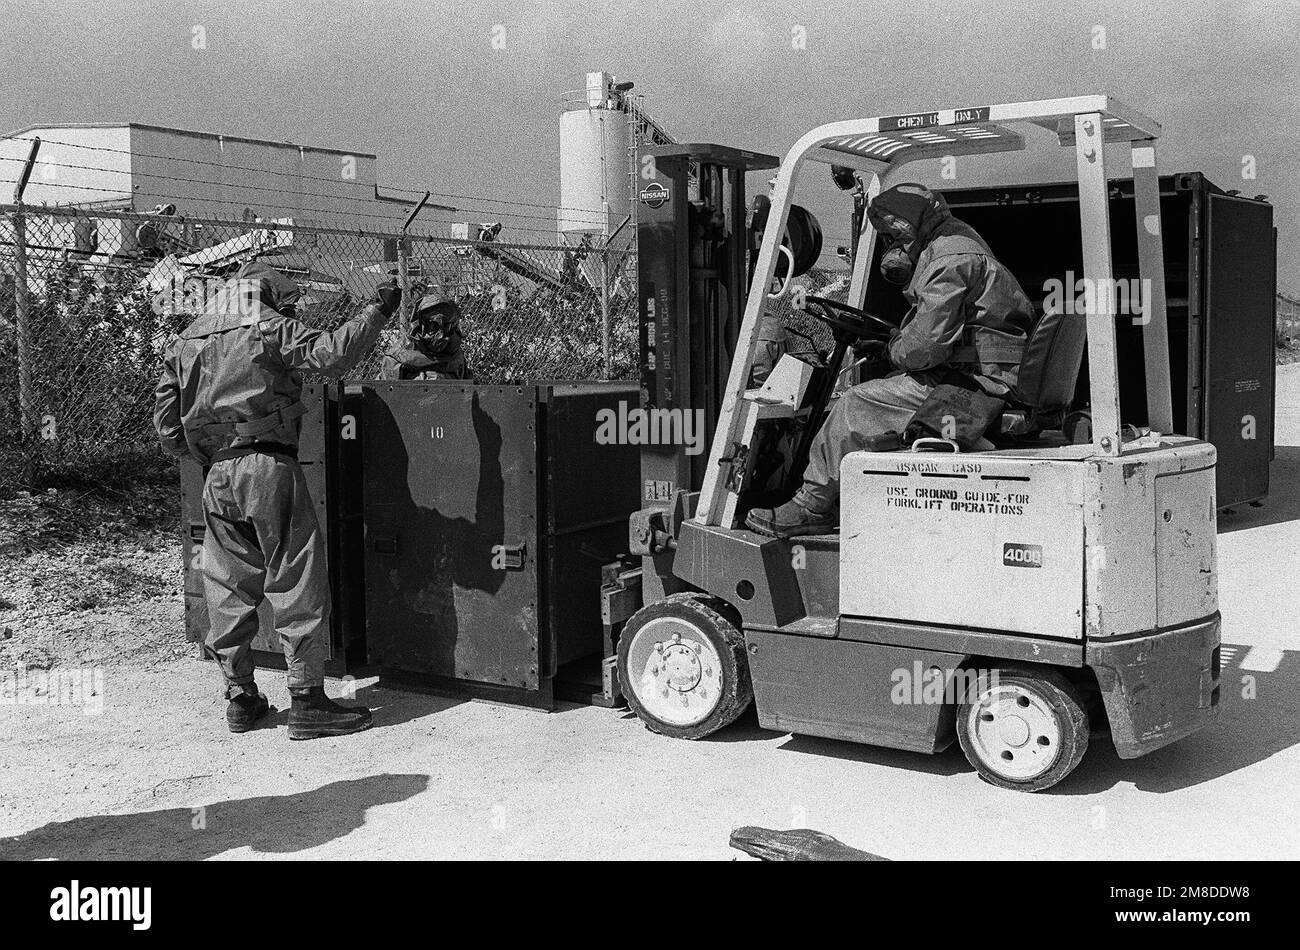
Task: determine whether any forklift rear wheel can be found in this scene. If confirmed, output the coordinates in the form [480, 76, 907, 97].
[617, 593, 752, 740]
[956, 666, 1090, 792]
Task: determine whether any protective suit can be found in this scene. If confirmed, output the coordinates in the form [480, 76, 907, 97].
[380, 293, 472, 380]
[746, 184, 1034, 537]
[154, 260, 396, 735]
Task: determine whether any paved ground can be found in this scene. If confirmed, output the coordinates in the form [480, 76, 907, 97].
[3, 368, 1298, 861]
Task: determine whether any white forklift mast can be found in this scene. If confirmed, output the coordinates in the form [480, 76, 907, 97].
[614, 97, 1222, 792]
[696, 96, 1174, 524]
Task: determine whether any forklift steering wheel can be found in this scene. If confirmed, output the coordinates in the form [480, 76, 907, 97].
[800, 295, 897, 341]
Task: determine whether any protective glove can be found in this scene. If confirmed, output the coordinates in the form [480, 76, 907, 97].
[851, 338, 889, 362]
[372, 281, 402, 318]
[852, 338, 893, 381]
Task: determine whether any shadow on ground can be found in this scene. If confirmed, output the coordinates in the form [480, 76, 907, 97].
[358, 683, 466, 729]
[683, 644, 1300, 795]
[1054, 644, 1300, 795]
[779, 733, 970, 779]
[240, 683, 464, 735]
[0, 773, 430, 860]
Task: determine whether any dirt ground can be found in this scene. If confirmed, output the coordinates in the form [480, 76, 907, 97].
[0, 479, 186, 673]
[2, 368, 1298, 861]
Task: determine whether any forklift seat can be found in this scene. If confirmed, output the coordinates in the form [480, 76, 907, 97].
[990, 306, 1087, 443]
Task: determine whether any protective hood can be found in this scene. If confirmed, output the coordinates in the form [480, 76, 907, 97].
[867, 183, 952, 248]
[236, 260, 301, 314]
[409, 293, 463, 356]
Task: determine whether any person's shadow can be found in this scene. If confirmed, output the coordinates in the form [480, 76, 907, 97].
[0, 773, 430, 861]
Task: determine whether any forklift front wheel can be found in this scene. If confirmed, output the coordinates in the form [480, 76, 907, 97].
[617, 593, 752, 740]
[956, 666, 1090, 792]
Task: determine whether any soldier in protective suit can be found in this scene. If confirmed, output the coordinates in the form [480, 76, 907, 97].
[746, 183, 1034, 538]
[379, 292, 472, 380]
[153, 260, 400, 737]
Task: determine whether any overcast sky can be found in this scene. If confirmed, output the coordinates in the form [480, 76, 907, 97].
[2, 0, 1296, 287]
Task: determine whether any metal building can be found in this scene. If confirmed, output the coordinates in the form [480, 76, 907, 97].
[0, 122, 420, 247]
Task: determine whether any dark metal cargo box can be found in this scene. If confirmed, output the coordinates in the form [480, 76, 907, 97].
[178, 382, 364, 673]
[358, 381, 638, 708]
[864, 172, 1276, 508]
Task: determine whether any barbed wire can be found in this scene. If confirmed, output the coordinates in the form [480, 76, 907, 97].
[0, 178, 607, 240]
[2, 132, 611, 218]
[0, 176, 586, 238]
[0, 154, 621, 232]
[0, 203, 607, 252]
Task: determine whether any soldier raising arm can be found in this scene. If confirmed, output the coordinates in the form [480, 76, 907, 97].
[153, 260, 400, 738]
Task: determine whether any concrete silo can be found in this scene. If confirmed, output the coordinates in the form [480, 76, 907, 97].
[558, 72, 634, 243]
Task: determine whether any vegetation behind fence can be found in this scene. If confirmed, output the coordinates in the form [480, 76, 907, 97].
[0, 205, 639, 495]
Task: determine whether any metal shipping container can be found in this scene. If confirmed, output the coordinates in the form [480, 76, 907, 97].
[864, 172, 1277, 508]
[359, 381, 639, 708]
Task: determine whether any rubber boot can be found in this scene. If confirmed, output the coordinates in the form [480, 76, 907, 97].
[226, 684, 270, 734]
[745, 495, 838, 538]
[288, 686, 373, 740]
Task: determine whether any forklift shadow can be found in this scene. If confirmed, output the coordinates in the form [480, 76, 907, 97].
[1051, 643, 1300, 795]
[777, 732, 971, 778]
[692, 644, 1300, 793]
[614, 703, 777, 743]
[0, 773, 430, 861]
[675, 705, 973, 777]
[1217, 445, 1300, 533]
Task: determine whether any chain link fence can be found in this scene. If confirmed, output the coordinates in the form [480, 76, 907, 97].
[0, 205, 639, 496]
[763, 266, 851, 364]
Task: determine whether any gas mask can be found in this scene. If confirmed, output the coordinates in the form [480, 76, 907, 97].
[873, 210, 918, 286]
[879, 239, 915, 286]
[412, 304, 461, 354]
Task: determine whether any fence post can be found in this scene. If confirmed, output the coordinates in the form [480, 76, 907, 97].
[11, 138, 41, 485]
[599, 246, 611, 379]
[397, 191, 430, 338]
[396, 238, 411, 337]
[597, 216, 631, 381]
[12, 209, 33, 443]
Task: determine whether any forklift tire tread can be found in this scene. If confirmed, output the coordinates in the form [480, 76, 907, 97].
[956, 664, 1090, 793]
[618, 593, 753, 741]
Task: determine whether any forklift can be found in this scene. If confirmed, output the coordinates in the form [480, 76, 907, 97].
[608, 97, 1221, 791]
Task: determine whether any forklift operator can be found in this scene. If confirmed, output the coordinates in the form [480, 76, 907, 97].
[746, 183, 1034, 538]
[153, 260, 400, 738]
